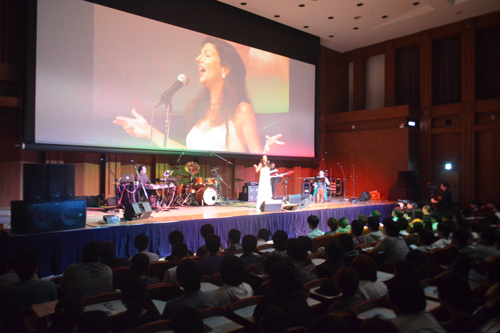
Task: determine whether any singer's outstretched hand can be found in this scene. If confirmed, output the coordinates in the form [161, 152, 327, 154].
[114, 109, 151, 139]
[262, 133, 285, 154]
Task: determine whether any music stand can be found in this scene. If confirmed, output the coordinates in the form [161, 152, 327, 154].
[282, 176, 290, 199]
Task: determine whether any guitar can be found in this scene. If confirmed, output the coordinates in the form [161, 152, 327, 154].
[270, 170, 295, 178]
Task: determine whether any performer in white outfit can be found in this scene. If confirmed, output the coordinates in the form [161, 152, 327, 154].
[254, 155, 272, 211]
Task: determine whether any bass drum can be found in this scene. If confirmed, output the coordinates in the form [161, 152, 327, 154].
[195, 187, 217, 206]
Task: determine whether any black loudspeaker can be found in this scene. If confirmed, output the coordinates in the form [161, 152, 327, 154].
[11, 200, 86, 234]
[398, 171, 419, 188]
[23, 164, 48, 202]
[64, 164, 75, 200]
[124, 201, 152, 221]
[358, 191, 371, 202]
[242, 185, 258, 202]
[48, 164, 66, 201]
[259, 200, 282, 212]
[388, 187, 421, 201]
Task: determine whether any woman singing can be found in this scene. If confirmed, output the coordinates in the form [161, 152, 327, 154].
[254, 155, 272, 211]
[114, 37, 283, 154]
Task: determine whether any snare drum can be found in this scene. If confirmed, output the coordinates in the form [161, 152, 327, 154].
[195, 187, 217, 206]
[194, 177, 205, 189]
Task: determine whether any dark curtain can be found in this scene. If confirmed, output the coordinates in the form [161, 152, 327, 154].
[395, 44, 420, 107]
[432, 35, 462, 106]
[476, 25, 500, 101]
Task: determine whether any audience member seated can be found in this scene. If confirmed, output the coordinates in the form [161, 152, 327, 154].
[398, 217, 410, 236]
[405, 249, 441, 280]
[257, 228, 272, 246]
[473, 226, 500, 266]
[316, 240, 345, 279]
[394, 260, 419, 278]
[387, 275, 445, 333]
[161, 259, 218, 319]
[199, 234, 224, 276]
[47, 295, 82, 333]
[131, 233, 159, 262]
[415, 229, 436, 252]
[196, 223, 215, 257]
[365, 216, 384, 243]
[163, 243, 189, 286]
[61, 241, 112, 300]
[130, 253, 161, 286]
[100, 240, 130, 268]
[451, 228, 475, 279]
[0, 253, 19, 289]
[327, 267, 364, 313]
[410, 208, 424, 225]
[77, 310, 110, 333]
[307, 215, 324, 239]
[271, 230, 288, 259]
[359, 316, 399, 333]
[254, 256, 283, 296]
[298, 235, 313, 254]
[253, 262, 312, 327]
[351, 254, 388, 300]
[351, 219, 367, 248]
[286, 238, 318, 284]
[325, 217, 339, 236]
[224, 228, 243, 252]
[115, 278, 160, 332]
[471, 259, 500, 329]
[338, 233, 359, 267]
[430, 221, 453, 249]
[435, 271, 474, 333]
[172, 307, 205, 333]
[240, 235, 258, 268]
[338, 217, 351, 233]
[411, 221, 424, 235]
[371, 218, 409, 264]
[164, 230, 193, 262]
[259, 305, 292, 333]
[0, 248, 57, 328]
[213, 256, 253, 307]
[358, 214, 368, 226]
[307, 314, 350, 333]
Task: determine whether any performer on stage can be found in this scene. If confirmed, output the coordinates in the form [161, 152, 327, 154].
[135, 165, 153, 203]
[431, 181, 452, 215]
[269, 162, 281, 199]
[312, 169, 330, 203]
[254, 155, 272, 211]
[136, 165, 151, 185]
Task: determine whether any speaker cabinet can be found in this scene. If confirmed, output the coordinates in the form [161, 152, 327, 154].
[124, 201, 152, 221]
[23, 164, 48, 202]
[302, 181, 311, 194]
[259, 200, 282, 212]
[298, 198, 310, 210]
[11, 200, 86, 234]
[23, 164, 76, 202]
[64, 164, 75, 200]
[358, 191, 371, 202]
[287, 194, 303, 204]
[48, 164, 66, 201]
[242, 185, 258, 202]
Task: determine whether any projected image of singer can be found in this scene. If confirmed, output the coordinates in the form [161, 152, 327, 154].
[114, 37, 284, 154]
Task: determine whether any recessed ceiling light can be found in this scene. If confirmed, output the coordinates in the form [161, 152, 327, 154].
[354, 16, 362, 20]
[328, 16, 334, 19]
[353, 27, 359, 30]
[299, 4, 305, 7]
[329, 35, 334, 38]
[240, 2, 247, 5]
[413, 2, 420, 5]
[304, 26, 309, 28]
[382, 15, 388, 19]
[357, 3, 363, 6]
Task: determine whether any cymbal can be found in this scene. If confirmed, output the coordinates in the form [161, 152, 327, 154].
[210, 167, 220, 172]
[184, 161, 199, 174]
[233, 178, 244, 182]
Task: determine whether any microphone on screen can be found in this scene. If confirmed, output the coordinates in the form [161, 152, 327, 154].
[155, 74, 189, 107]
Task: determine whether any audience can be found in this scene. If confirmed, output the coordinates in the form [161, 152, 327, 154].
[307, 314, 351, 333]
[328, 267, 364, 313]
[451, 228, 475, 278]
[131, 233, 159, 262]
[259, 306, 292, 333]
[398, 217, 410, 236]
[338, 217, 351, 233]
[213, 256, 253, 306]
[254, 255, 283, 296]
[100, 240, 130, 268]
[307, 215, 324, 239]
[359, 316, 399, 333]
[60, 241, 112, 300]
[338, 233, 358, 266]
[130, 253, 161, 285]
[473, 226, 500, 266]
[365, 216, 384, 243]
[257, 228, 272, 246]
[351, 219, 367, 248]
[325, 217, 339, 235]
[351, 255, 388, 300]
[415, 228, 436, 252]
[47, 295, 82, 333]
[161, 259, 217, 319]
[240, 235, 258, 268]
[0, 252, 19, 289]
[163, 242, 189, 286]
[164, 230, 192, 262]
[77, 310, 110, 333]
[316, 240, 345, 279]
[371, 218, 409, 264]
[224, 228, 243, 252]
[272, 230, 288, 259]
[196, 223, 215, 257]
[431, 221, 453, 249]
[286, 238, 318, 284]
[198, 233, 224, 276]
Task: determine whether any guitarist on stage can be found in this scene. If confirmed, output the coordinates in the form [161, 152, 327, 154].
[312, 169, 330, 203]
[270, 163, 280, 199]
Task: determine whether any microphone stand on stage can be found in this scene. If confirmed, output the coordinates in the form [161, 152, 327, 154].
[338, 163, 347, 201]
[210, 151, 232, 204]
[131, 160, 148, 201]
[102, 158, 124, 212]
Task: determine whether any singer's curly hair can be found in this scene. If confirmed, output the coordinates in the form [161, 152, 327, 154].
[184, 37, 251, 141]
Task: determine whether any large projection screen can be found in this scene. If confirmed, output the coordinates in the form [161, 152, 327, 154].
[33, 0, 316, 158]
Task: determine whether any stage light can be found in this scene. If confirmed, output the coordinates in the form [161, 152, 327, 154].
[445, 163, 452, 170]
[408, 121, 416, 127]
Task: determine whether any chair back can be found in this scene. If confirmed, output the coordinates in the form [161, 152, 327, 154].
[226, 295, 264, 312]
[82, 291, 122, 307]
[146, 283, 183, 302]
[112, 266, 133, 291]
[122, 319, 171, 333]
[311, 235, 334, 253]
[148, 261, 175, 281]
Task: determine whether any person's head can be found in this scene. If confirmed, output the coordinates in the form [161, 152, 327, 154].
[456, 218, 470, 231]
[307, 315, 350, 333]
[257, 228, 271, 242]
[200, 223, 215, 239]
[286, 238, 308, 261]
[338, 233, 354, 252]
[168, 230, 184, 246]
[418, 229, 435, 246]
[351, 219, 364, 237]
[242, 235, 257, 254]
[134, 234, 150, 252]
[423, 205, 432, 215]
[441, 181, 449, 191]
[339, 217, 349, 229]
[336, 267, 360, 298]
[327, 217, 339, 232]
[370, 210, 381, 218]
[130, 253, 150, 277]
[318, 169, 325, 177]
[435, 271, 471, 313]
[81, 241, 102, 263]
[12, 248, 39, 281]
[479, 227, 498, 246]
[383, 219, 400, 237]
[405, 249, 431, 267]
[77, 311, 110, 333]
[351, 255, 377, 282]
[307, 215, 320, 229]
[269, 262, 296, 294]
[262, 155, 268, 163]
[414, 208, 424, 220]
[138, 165, 147, 175]
[367, 216, 380, 232]
[220, 255, 244, 286]
[398, 217, 409, 233]
[176, 259, 202, 293]
[272, 230, 288, 251]
[437, 221, 453, 239]
[394, 260, 419, 277]
[387, 275, 426, 315]
[100, 241, 117, 264]
[452, 228, 469, 249]
[49, 295, 82, 333]
[228, 229, 241, 245]
[172, 307, 204, 333]
[121, 278, 149, 315]
[259, 306, 292, 333]
[325, 240, 344, 262]
[205, 233, 221, 254]
[298, 235, 313, 253]
[171, 242, 188, 260]
[263, 255, 283, 275]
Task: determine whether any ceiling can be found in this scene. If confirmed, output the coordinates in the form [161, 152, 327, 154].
[217, 0, 500, 53]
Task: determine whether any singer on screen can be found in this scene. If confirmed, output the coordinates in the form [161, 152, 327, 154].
[114, 37, 284, 154]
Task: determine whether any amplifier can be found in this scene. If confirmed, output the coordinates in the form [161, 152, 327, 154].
[241, 185, 258, 202]
[245, 182, 258, 186]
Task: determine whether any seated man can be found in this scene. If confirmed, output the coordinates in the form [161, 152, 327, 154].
[161, 259, 218, 319]
[213, 256, 253, 307]
[371, 218, 409, 264]
[325, 217, 339, 236]
[164, 230, 192, 262]
[224, 229, 243, 252]
[327, 267, 364, 313]
[100, 240, 130, 268]
[286, 238, 318, 284]
[271, 230, 288, 259]
[163, 242, 189, 286]
[131, 233, 159, 262]
[240, 235, 258, 268]
[316, 240, 345, 279]
[196, 224, 215, 257]
[61, 241, 112, 300]
[351, 219, 367, 248]
[365, 216, 384, 243]
[257, 228, 272, 246]
[351, 255, 388, 300]
[387, 275, 445, 333]
[307, 215, 324, 239]
[473, 226, 500, 266]
[415, 229, 436, 252]
[338, 217, 351, 233]
[199, 234, 224, 276]
[130, 253, 161, 286]
[430, 221, 453, 249]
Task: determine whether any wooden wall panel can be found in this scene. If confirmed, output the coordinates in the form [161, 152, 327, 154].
[475, 131, 500, 203]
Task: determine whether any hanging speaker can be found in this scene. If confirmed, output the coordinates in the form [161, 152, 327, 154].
[124, 201, 152, 220]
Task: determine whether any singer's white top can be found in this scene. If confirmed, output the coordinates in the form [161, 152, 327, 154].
[186, 121, 245, 152]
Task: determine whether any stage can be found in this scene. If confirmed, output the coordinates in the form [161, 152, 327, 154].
[1, 199, 396, 278]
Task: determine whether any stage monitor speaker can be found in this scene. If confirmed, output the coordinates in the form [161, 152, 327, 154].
[298, 198, 310, 210]
[242, 185, 258, 202]
[124, 201, 152, 220]
[358, 191, 371, 202]
[398, 171, 419, 188]
[260, 199, 282, 212]
[11, 200, 86, 234]
[23, 164, 48, 202]
[287, 194, 303, 204]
